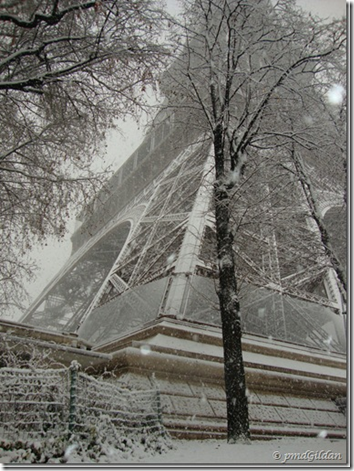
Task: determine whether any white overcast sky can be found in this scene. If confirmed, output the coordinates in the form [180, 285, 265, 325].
[165, 0, 347, 18]
[7, 0, 348, 321]
[296, 0, 346, 19]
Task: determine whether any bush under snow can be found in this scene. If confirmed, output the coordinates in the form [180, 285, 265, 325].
[0, 425, 174, 464]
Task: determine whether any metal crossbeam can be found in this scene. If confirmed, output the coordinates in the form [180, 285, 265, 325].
[142, 212, 189, 223]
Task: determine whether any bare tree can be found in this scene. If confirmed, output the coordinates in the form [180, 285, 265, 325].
[0, 0, 167, 313]
[163, 0, 345, 442]
[252, 58, 347, 298]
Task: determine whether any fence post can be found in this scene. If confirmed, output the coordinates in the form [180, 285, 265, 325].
[68, 361, 80, 436]
[150, 374, 163, 433]
[155, 389, 163, 428]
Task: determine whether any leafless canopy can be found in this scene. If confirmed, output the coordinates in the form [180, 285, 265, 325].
[0, 0, 167, 312]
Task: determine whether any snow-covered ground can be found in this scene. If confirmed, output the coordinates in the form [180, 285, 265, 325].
[141, 437, 348, 466]
[108, 438, 348, 466]
[3, 437, 347, 466]
[68, 437, 347, 466]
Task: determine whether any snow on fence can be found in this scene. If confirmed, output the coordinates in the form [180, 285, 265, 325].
[0, 362, 164, 442]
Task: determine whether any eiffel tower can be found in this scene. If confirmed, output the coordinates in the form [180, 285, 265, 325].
[22, 101, 346, 355]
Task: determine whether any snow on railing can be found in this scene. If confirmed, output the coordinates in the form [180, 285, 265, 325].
[0, 362, 164, 443]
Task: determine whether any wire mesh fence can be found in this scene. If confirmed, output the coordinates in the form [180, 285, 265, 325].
[0, 367, 68, 441]
[0, 362, 164, 443]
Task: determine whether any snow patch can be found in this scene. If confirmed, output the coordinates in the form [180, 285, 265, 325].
[224, 169, 242, 186]
[218, 255, 233, 269]
[0, 436, 346, 464]
[64, 443, 78, 461]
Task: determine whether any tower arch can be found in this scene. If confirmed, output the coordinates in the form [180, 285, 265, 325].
[22, 220, 132, 333]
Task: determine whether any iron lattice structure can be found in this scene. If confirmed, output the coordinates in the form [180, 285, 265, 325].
[22, 107, 346, 353]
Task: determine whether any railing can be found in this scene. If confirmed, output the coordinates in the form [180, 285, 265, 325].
[0, 362, 164, 443]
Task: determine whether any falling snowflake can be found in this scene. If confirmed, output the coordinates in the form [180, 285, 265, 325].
[200, 393, 207, 404]
[303, 114, 314, 125]
[166, 253, 177, 265]
[326, 84, 345, 105]
[140, 345, 151, 355]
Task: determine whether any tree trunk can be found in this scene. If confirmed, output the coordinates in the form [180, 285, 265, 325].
[293, 151, 347, 302]
[213, 129, 250, 443]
